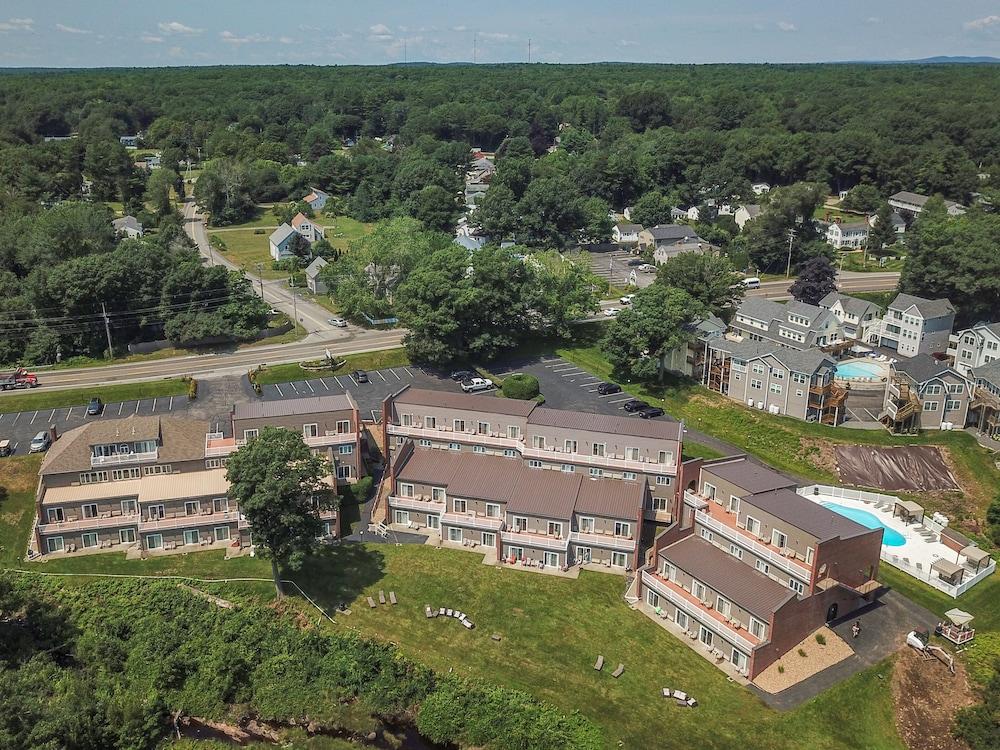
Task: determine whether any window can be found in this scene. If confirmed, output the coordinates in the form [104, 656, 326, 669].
[46, 537, 64, 553]
[750, 378, 762, 390]
[507, 425, 520, 439]
[660, 561, 676, 581]
[184, 501, 200, 516]
[646, 589, 660, 608]
[531, 435, 545, 449]
[82, 503, 98, 519]
[769, 383, 782, 394]
[592, 443, 606, 457]
[243, 429, 259, 441]
[716, 596, 732, 618]
[752, 363, 765, 374]
[338, 444, 354, 454]
[561, 463, 575, 473]
[79, 471, 109, 484]
[448, 442, 461, 451]
[427, 515, 440, 530]
[120, 528, 136, 544]
[945, 400, 962, 412]
[728, 544, 744, 560]
[772, 369, 784, 380]
[923, 401, 940, 411]
[691, 579, 706, 601]
[652, 496, 670, 512]
[614, 521, 631, 538]
[211, 526, 230, 543]
[806, 547, 814, 564]
[453, 499, 467, 513]
[337, 465, 351, 480]
[924, 384, 942, 395]
[481, 532, 496, 547]
[624, 446, 639, 461]
[419, 439, 432, 447]
[431, 487, 446, 503]
[425, 416, 436, 429]
[699, 626, 714, 648]
[336, 419, 352, 433]
[547, 521, 563, 537]
[611, 551, 628, 568]
[485, 503, 500, 518]
[728, 496, 740, 513]
[702, 482, 716, 500]
[623, 471, 638, 481]
[528, 459, 542, 468]
[81, 532, 98, 549]
[755, 560, 770, 575]
[145, 534, 163, 550]
[112, 467, 141, 481]
[213, 497, 228, 513]
[675, 610, 688, 630]
[303, 423, 319, 438]
[401, 413, 413, 427]
[473, 445, 486, 454]
[655, 475, 671, 486]
[511, 516, 527, 532]
[143, 464, 172, 475]
[658, 450, 673, 465]
[792, 373, 807, 384]
[394, 510, 410, 525]
[147, 504, 164, 521]
[745, 516, 760, 536]
[796, 389, 804, 398]
[447, 527, 463, 543]
[398, 482, 414, 498]
[477, 421, 490, 434]
[577, 546, 593, 563]
[700, 528, 714, 542]
[749, 617, 767, 640]
[579, 516, 594, 533]
[453, 419, 466, 432]
[731, 649, 748, 672]
[589, 467, 604, 478]
[789, 578, 805, 595]
[562, 439, 578, 453]
[47, 507, 64, 523]
[771, 530, 788, 549]
[396, 436, 405, 445]
[183, 529, 200, 546]
[503, 448, 517, 457]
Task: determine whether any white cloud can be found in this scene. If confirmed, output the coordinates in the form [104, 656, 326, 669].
[220, 30, 271, 44]
[278, 36, 293, 44]
[141, 34, 164, 43]
[0, 17, 34, 32]
[452, 25, 468, 32]
[479, 32, 511, 41]
[777, 21, 797, 32]
[158, 21, 201, 35]
[168, 46, 185, 58]
[369, 23, 391, 35]
[618, 39, 639, 47]
[964, 15, 1000, 31]
[866, 16, 881, 24]
[56, 23, 91, 35]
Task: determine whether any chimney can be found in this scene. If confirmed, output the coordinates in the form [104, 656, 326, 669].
[48, 424, 59, 443]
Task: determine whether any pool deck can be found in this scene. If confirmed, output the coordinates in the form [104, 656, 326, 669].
[798, 485, 995, 598]
[834, 357, 890, 386]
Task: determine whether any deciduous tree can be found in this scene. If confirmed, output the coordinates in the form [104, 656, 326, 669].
[789, 254, 837, 306]
[656, 252, 744, 320]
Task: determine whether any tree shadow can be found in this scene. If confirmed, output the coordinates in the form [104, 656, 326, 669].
[287, 542, 387, 614]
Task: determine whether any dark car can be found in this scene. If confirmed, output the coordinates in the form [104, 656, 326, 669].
[596, 382, 622, 395]
[353, 370, 369, 384]
[637, 406, 665, 419]
[450, 369, 475, 382]
[86, 397, 103, 416]
[622, 399, 648, 413]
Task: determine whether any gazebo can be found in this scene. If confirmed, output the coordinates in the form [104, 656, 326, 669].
[961, 545, 992, 573]
[893, 499, 924, 525]
[931, 558, 965, 586]
[940, 608, 975, 646]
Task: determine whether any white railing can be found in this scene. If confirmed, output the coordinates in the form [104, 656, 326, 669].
[883, 553, 996, 599]
[38, 512, 140, 534]
[799, 484, 950, 535]
[683, 490, 709, 510]
[522, 446, 677, 475]
[90, 450, 158, 467]
[501, 529, 570, 551]
[641, 571, 756, 652]
[387, 424, 521, 450]
[305, 432, 357, 448]
[388, 495, 446, 513]
[693, 509, 812, 582]
[569, 530, 636, 551]
[441, 512, 503, 530]
[138, 510, 241, 532]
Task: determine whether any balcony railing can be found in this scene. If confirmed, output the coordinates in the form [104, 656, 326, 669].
[139, 510, 241, 532]
[388, 495, 446, 513]
[522, 446, 677, 475]
[641, 570, 757, 652]
[205, 431, 356, 458]
[38, 512, 139, 534]
[501, 529, 570, 551]
[90, 450, 158, 468]
[569, 530, 636, 551]
[441, 511, 503, 530]
[387, 423, 521, 449]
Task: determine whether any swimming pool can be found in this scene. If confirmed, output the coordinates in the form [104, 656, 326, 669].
[821, 501, 906, 546]
[835, 360, 885, 380]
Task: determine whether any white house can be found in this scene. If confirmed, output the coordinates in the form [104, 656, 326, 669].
[302, 188, 329, 211]
[612, 222, 642, 245]
[269, 224, 298, 261]
[818, 292, 882, 342]
[889, 191, 965, 217]
[112, 215, 143, 239]
[878, 293, 956, 358]
[305, 256, 329, 294]
[751, 182, 771, 196]
[825, 220, 870, 249]
[948, 322, 1000, 376]
[685, 206, 700, 222]
[734, 204, 761, 231]
[868, 211, 907, 236]
[291, 212, 324, 243]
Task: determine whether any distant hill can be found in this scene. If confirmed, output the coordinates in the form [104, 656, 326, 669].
[837, 55, 1000, 64]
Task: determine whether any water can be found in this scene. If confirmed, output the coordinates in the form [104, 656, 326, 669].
[820, 502, 907, 546]
[835, 360, 885, 380]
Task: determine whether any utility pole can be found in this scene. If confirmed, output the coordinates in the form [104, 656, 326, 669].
[292, 289, 298, 326]
[473, 33, 477, 63]
[528, 38, 531, 63]
[785, 228, 797, 278]
[101, 302, 114, 359]
[255, 262, 265, 299]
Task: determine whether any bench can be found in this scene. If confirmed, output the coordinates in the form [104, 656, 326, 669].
[389, 591, 397, 605]
[594, 655, 604, 671]
[367, 596, 376, 608]
[612, 664, 625, 679]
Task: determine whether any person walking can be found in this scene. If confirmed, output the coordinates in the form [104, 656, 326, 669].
[852, 621, 861, 639]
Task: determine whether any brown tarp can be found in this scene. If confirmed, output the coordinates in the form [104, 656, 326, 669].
[834, 445, 960, 492]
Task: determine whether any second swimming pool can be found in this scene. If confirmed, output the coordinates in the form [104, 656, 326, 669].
[835, 360, 886, 380]
[820, 501, 907, 546]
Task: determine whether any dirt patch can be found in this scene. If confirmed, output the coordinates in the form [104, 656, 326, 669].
[753, 627, 853, 694]
[799, 438, 839, 475]
[892, 644, 975, 750]
[835, 445, 960, 492]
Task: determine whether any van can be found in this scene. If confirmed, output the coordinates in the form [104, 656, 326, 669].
[742, 277, 761, 289]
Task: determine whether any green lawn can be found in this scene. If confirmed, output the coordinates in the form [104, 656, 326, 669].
[210, 229, 286, 279]
[839, 252, 905, 273]
[0, 378, 190, 413]
[322, 216, 373, 251]
[253, 349, 411, 386]
[848, 291, 895, 309]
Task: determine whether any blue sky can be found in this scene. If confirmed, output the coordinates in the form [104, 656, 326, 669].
[1, 1, 999, 67]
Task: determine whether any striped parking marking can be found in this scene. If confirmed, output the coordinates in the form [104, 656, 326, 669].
[305, 380, 315, 393]
[320, 378, 330, 390]
[30, 410, 38, 424]
[334, 376, 344, 388]
[11, 441, 17, 452]
[289, 382, 300, 393]
[377, 370, 387, 382]
[596, 391, 621, 398]
[274, 384, 284, 397]
[608, 396, 633, 404]
[349, 375, 359, 386]
[48, 409, 56, 422]
[118, 402, 125, 415]
[65, 408, 73, 420]
[12, 412, 20, 425]
[560, 370, 584, 378]
[405, 368, 415, 378]
[552, 365, 578, 373]
[135, 400, 141, 414]
[390, 368, 401, 380]
[169, 396, 174, 411]
[151, 398, 157, 413]
[0, 414, 5, 425]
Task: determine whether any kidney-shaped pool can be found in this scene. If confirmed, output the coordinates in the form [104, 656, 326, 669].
[820, 501, 907, 546]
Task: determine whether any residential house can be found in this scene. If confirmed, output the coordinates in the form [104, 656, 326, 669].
[291, 212, 324, 243]
[119, 135, 139, 148]
[612, 222, 642, 246]
[734, 204, 761, 231]
[269, 224, 298, 261]
[868, 210, 906, 237]
[622, 206, 635, 221]
[882, 355, 973, 432]
[730, 298, 844, 352]
[819, 292, 882, 342]
[638, 225, 712, 265]
[825, 220, 870, 249]
[889, 191, 966, 217]
[751, 182, 771, 196]
[305, 256, 329, 294]
[661, 315, 728, 377]
[968, 361, 1000, 440]
[878, 293, 956, 358]
[302, 188, 330, 211]
[948, 322, 1000, 376]
[382, 387, 683, 525]
[112, 215, 143, 239]
[637, 455, 881, 680]
[669, 207, 688, 222]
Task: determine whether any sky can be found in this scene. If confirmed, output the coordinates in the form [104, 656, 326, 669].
[1, 1, 999, 67]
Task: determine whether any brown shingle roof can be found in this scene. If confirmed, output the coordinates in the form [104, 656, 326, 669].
[528, 407, 683, 441]
[447, 455, 525, 502]
[659, 535, 794, 619]
[745, 488, 871, 541]
[394, 388, 538, 417]
[395, 448, 464, 486]
[233, 395, 356, 421]
[507, 468, 582, 520]
[575, 477, 645, 520]
[702, 457, 796, 495]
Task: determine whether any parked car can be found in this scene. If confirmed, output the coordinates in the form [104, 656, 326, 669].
[353, 370, 369, 383]
[603, 307, 621, 317]
[461, 377, 494, 393]
[622, 399, 649, 413]
[637, 406, 665, 419]
[742, 276, 761, 289]
[638, 264, 656, 273]
[596, 382, 622, 395]
[450, 369, 476, 382]
[0, 439, 12, 457]
[86, 397, 103, 416]
[29, 431, 51, 453]
[327, 317, 348, 328]
[619, 294, 636, 305]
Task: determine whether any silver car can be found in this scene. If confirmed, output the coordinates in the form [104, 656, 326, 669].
[327, 317, 348, 328]
[29, 431, 51, 453]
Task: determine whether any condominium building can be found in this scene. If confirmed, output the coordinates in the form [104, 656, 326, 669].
[948, 321, 1000, 376]
[878, 293, 956, 358]
[818, 292, 882, 343]
[32, 395, 361, 558]
[382, 387, 683, 524]
[888, 191, 966, 217]
[730, 298, 843, 352]
[968, 361, 1000, 440]
[637, 456, 882, 680]
[882, 355, 973, 433]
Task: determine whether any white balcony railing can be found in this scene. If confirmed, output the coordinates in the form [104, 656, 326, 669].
[205, 431, 356, 458]
[37, 512, 140, 535]
[90, 450, 158, 468]
[441, 512, 503, 530]
[522, 446, 677, 475]
[388, 495, 446, 513]
[501, 529, 570, 551]
[569, 530, 636, 551]
[388, 424, 521, 450]
[139, 510, 242, 532]
[641, 570, 757, 652]
[693, 509, 812, 582]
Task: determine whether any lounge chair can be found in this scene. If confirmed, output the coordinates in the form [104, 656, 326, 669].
[439, 607, 446, 616]
[378, 590, 386, 604]
[425, 605, 434, 618]
[662, 687, 671, 698]
[685, 697, 698, 708]
[463, 619, 474, 629]
[446, 608, 453, 617]
[367, 596, 376, 608]
[672, 690, 687, 700]
[612, 663, 625, 678]
[594, 655, 605, 671]
[389, 591, 397, 605]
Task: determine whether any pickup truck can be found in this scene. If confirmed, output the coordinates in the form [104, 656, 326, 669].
[0, 368, 39, 390]
[461, 377, 494, 393]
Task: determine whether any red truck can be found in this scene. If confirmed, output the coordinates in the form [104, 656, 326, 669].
[0, 368, 39, 390]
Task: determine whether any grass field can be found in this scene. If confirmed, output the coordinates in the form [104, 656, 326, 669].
[0, 378, 190, 413]
[839, 252, 905, 273]
[210, 229, 287, 279]
[253, 349, 411, 386]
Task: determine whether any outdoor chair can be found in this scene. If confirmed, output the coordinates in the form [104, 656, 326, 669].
[367, 597, 376, 608]
[462, 619, 474, 629]
[612, 663, 625, 678]
[685, 697, 698, 708]
[594, 655, 604, 671]
[389, 591, 397, 605]
[672, 690, 687, 701]
[378, 590, 386, 604]
[424, 605, 434, 618]
[662, 688, 671, 698]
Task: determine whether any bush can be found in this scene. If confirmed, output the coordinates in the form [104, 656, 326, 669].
[815, 633, 826, 646]
[501, 373, 540, 401]
[340, 476, 373, 505]
[183, 376, 197, 400]
[798, 648, 807, 658]
[777, 664, 785, 674]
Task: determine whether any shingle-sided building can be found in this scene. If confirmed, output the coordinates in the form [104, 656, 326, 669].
[878, 293, 956, 358]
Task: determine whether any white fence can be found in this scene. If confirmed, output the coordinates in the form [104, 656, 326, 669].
[883, 552, 996, 599]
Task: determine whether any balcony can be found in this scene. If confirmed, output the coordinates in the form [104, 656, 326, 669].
[90, 450, 158, 468]
[641, 570, 758, 652]
[501, 529, 570, 551]
[305, 431, 357, 449]
[388, 423, 521, 450]
[388, 495, 446, 514]
[569, 530, 636, 551]
[38, 512, 139, 535]
[441, 511, 503, 530]
[522, 445, 677, 475]
[205, 431, 356, 457]
[139, 509, 241, 532]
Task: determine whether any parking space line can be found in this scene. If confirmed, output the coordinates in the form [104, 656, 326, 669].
[12, 413, 19, 425]
[305, 380, 315, 393]
[595, 392, 620, 398]
[552, 365, 577, 372]
[65, 408, 73, 420]
[0, 415, 5, 425]
[405, 368, 414, 378]
[390, 368, 401, 380]
[273, 384, 283, 397]
[11, 441, 17, 452]
[30, 410, 38, 424]
[561, 371, 583, 378]
[377, 371, 387, 382]
[151, 398, 157, 413]
[289, 382, 299, 393]
[320, 378, 330, 390]
[48, 409, 55, 422]
[169, 396, 174, 411]
[134, 400, 140, 414]
[334, 376, 344, 387]
[608, 397, 633, 404]
[349, 375, 358, 386]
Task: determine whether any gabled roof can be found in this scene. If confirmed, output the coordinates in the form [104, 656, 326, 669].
[890, 191, 931, 206]
[269, 223, 296, 246]
[614, 222, 642, 233]
[889, 293, 955, 320]
[305, 256, 328, 278]
[529, 407, 683, 442]
[829, 221, 869, 233]
[645, 224, 701, 242]
[701, 456, 797, 495]
[819, 291, 881, 318]
[507, 468, 582, 520]
[574, 476, 645, 520]
[971, 360, 1000, 389]
[394, 387, 538, 417]
[113, 215, 141, 231]
[291, 212, 311, 229]
[745, 488, 872, 542]
[454, 234, 485, 251]
[894, 354, 966, 385]
[769, 347, 836, 376]
[233, 394, 354, 421]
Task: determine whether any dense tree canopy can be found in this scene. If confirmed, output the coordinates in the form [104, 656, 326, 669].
[655, 252, 744, 321]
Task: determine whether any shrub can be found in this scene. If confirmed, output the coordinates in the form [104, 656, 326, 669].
[777, 665, 785, 674]
[798, 648, 807, 658]
[815, 633, 826, 646]
[183, 376, 198, 400]
[340, 476, 373, 505]
[501, 373, 540, 401]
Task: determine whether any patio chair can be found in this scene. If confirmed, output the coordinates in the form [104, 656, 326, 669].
[424, 605, 434, 618]
[612, 664, 625, 678]
[685, 697, 698, 708]
[672, 690, 688, 701]
[463, 619, 474, 629]
[662, 687, 671, 698]
[378, 590, 386, 604]
[367, 596, 376, 608]
[389, 591, 397, 605]
[439, 607, 446, 616]
[594, 655, 605, 671]
[446, 608, 453, 617]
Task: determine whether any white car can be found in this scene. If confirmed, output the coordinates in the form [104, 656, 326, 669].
[619, 294, 636, 305]
[327, 317, 348, 328]
[603, 307, 622, 317]
[638, 264, 656, 273]
[461, 377, 494, 393]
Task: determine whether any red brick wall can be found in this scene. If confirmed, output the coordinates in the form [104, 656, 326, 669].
[813, 529, 882, 592]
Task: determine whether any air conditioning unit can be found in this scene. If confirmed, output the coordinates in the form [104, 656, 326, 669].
[756, 401, 765, 410]
[747, 399, 755, 407]
[769, 405, 780, 415]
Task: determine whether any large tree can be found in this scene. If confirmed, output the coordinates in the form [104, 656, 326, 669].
[867, 202, 899, 257]
[656, 252, 744, 321]
[789, 254, 837, 306]
[742, 182, 828, 272]
[225, 427, 334, 596]
[601, 285, 705, 383]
